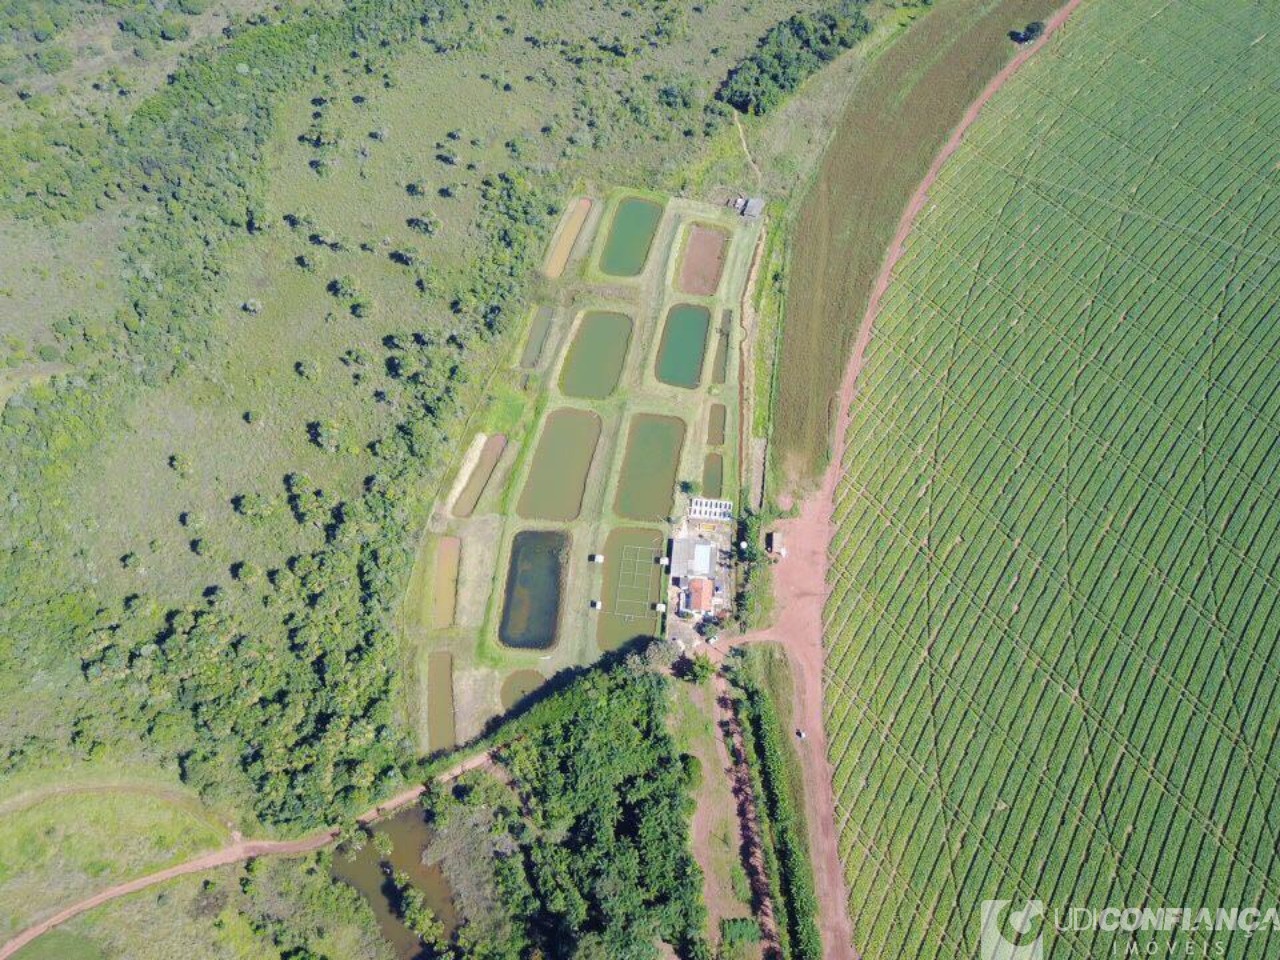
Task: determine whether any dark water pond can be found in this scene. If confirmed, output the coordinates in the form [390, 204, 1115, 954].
[498, 530, 568, 649]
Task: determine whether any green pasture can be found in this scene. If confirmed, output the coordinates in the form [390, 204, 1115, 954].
[0, 773, 229, 938]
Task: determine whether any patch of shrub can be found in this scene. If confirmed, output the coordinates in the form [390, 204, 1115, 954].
[716, 1, 871, 115]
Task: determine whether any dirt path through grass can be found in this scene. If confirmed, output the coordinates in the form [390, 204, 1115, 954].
[710, 4, 1082, 956]
[0, 751, 494, 960]
[733, 113, 763, 188]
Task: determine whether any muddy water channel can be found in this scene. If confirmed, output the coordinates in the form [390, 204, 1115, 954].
[331, 806, 459, 960]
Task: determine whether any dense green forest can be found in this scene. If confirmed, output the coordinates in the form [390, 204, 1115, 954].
[717, 0, 871, 115]
[413, 665, 709, 959]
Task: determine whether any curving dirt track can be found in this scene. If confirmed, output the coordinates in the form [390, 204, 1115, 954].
[0, 751, 493, 960]
[717, 4, 1082, 958]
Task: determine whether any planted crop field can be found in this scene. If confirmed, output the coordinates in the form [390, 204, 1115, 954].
[824, 3, 1280, 958]
[775, 0, 1063, 486]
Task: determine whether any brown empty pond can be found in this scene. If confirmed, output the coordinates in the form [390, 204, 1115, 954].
[544, 197, 593, 278]
[432, 536, 460, 629]
[453, 434, 507, 518]
[517, 409, 601, 521]
[679, 224, 729, 296]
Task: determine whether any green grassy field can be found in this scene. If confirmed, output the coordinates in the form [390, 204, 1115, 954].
[823, 1, 1280, 957]
[12, 858, 391, 960]
[0, 768, 230, 938]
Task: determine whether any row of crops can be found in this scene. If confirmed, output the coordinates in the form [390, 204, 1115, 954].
[824, 0, 1280, 957]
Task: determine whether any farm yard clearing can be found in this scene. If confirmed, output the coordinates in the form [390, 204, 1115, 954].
[404, 188, 761, 745]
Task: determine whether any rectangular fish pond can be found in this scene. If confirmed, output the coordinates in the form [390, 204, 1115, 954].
[711, 309, 732, 385]
[498, 529, 569, 650]
[331, 805, 459, 960]
[702, 453, 724, 499]
[599, 197, 663, 277]
[519, 305, 555, 369]
[517, 408, 601, 521]
[678, 223, 729, 296]
[543, 196, 593, 279]
[595, 526, 667, 652]
[707, 403, 726, 446]
[558, 311, 632, 399]
[426, 650, 456, 753]
[431, 536, 460, 629]
[654, 304, 710, 389]
[613, 414, 686, 521]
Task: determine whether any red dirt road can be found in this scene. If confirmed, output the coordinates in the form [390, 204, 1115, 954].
[0, 752, 493, 960]
[721, 5, 1081, 958]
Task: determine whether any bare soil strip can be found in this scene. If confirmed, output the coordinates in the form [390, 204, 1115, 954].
[712, 6, 1081, 958]
[542, 197, 592, 278]
[0, 752, 493, 960]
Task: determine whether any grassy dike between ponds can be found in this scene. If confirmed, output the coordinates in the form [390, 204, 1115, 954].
[771, 0, 1067, 485]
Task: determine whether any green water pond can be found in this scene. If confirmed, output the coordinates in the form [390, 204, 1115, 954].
[614, 414, 685, 521]
[600, 198, 662, 277]
[655, 304, 710, 389]
[559, 311, 632, 398]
